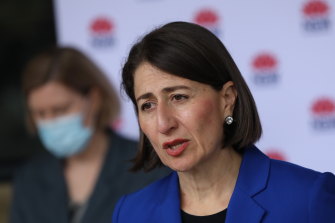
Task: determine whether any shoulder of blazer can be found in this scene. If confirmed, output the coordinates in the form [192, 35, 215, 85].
[266, 155, 329, 193]
[309, 172, 335, 222]
[236, 145, 324, 195]
[227, 145, 335, 222]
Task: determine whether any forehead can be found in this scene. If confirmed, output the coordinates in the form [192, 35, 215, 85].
[27, 81, 81, 109]
[134, 63, 196, 94]
[134, 62, 180, 81]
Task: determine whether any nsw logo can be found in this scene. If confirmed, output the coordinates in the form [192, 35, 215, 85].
[311, 97, 335, 130]
[193, 9, 221, 36]
[302, 0, 331, 32]
[251, 53, 279, 85]
[89, 17, 115, 48]
[265, 149, 286, 161]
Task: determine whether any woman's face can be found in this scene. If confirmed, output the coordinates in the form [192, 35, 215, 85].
[134, 62, 235, 172]
[27, 81, 93, 126]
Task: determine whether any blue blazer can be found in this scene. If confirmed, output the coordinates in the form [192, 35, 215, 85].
[112, 145, 335, 223]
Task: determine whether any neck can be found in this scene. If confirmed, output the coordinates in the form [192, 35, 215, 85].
[63, 129, 109, 203]
[178, 147, 242, 215]
[65, 129, 108, 164]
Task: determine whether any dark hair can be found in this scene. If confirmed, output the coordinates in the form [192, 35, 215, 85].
[122, 21, 262, 171]
[22, 46, 120, 133]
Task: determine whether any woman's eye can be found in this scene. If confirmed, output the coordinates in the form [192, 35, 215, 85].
[172, 94, 188, 101]
[140, 102, 154, 111]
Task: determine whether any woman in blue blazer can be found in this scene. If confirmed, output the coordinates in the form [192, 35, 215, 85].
[113, 21, 335, 223]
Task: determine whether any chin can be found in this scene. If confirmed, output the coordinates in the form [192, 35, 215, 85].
[159, 154, 198, 172]
[164, 161, 194, 173]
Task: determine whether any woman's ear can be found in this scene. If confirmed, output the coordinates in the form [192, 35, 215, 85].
[220, 81, 237, 116]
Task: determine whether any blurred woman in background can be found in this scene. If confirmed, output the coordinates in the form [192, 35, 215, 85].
[10, 46, 169, 223]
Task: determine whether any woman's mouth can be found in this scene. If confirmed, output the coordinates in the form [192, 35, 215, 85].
[163, 139, 190, 157]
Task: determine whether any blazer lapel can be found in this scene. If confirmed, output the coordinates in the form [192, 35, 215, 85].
[153, 172, 182, 223]
[226, 146, 270, 223]
[226, 188, 265, 223]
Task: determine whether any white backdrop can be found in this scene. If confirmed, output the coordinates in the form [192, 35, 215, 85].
[53, 0, 335, 173]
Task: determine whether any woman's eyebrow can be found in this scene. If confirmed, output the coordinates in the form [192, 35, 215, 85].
[161, 85, 190, 93]
[136, 92, 153, 103]
[136, 85, 190, 102]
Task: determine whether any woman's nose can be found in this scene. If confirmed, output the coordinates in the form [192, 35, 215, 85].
[156, 104, 177, 135]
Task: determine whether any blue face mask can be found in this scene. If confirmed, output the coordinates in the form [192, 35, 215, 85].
[37, 112, 93, 158]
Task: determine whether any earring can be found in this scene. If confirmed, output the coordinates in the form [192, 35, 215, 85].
[225, 116, 233, 125]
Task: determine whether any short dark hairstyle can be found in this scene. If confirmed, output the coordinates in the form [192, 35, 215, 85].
[22, 46, 120, 133]
[122, 21, 262, 171]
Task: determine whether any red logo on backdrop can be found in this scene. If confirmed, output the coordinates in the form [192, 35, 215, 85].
[193, 9, 221, 36]
[311, 97, 335, 129]
[302, 0, 331, 31]
[251, 52, 279, 85]
[266, 149, 286, 161]
[91, 18, 114, 34]
[89, 17, 115, 48]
